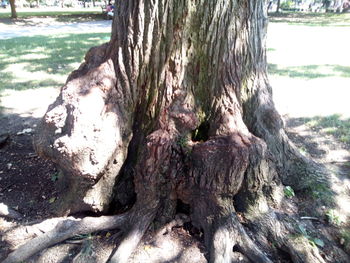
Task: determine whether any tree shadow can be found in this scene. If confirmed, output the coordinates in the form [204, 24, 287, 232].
[0, 112, 57, 211]
[0, 32, 110, 92]
[287, 114, 350, 146]
[285, 115, 350, 219]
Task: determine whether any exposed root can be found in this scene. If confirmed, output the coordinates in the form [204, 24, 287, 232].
[211, 212, 273, 263]
[246, 208, 341, 263]
[109, 203, 158, 263]
[3, 214, 129, 263]
[284, 237, 326, 263]
[3, 217, 73, 249]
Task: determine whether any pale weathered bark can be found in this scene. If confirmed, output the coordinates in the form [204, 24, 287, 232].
[4, 0, 345, 263]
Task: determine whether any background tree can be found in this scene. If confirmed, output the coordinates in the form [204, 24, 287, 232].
[9, 0, 17, 18]
[276, 0, 281, 12]
[3, 1, 349, 263]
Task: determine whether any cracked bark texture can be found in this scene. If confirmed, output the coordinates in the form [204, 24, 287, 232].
[30, 0, 338, 262]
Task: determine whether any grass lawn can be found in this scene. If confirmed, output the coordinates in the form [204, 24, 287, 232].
[0, 7, 103, 19]
[305, 114, 350, 144]
[0, 33, 110, 92]
[269, 11, 350, 26]
[267, 12, 350, 144]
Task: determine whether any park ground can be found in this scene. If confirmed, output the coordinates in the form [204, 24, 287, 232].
[0, 11, 350, 262]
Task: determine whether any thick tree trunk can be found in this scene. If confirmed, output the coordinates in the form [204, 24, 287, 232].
[14, 0, 344, 262]
[9, 0, 17, 19]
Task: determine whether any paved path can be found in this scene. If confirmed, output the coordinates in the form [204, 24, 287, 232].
[0, 20, 112, 39]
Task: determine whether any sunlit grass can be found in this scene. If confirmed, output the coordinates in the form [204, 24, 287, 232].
[269, 12, 350, 26]
[0, 9, 102, 19]
[268, 64, 350, 79]
[305, 115, 350, 144]
[0, 33, 110, 91]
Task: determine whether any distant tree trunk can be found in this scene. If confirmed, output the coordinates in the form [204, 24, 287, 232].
[276, 0, 281, 12]
[30, 0, 340, 262]
[9, 0, 17, 19]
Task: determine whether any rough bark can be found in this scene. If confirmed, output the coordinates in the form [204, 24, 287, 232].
[4, 0, 338, 262]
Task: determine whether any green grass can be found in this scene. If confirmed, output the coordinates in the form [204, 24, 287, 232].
[269, 12, 350, 26]
[0, 10, 102, 19]
[305, 115, 350, 144]
[268, 64, 350, 79]
[0, 33, 110, 91]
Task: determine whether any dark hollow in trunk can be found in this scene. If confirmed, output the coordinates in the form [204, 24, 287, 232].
[26, 1, 341, 263]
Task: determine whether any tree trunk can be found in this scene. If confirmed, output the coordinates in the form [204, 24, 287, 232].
[9, 0, 17, 19]
[276, 0, 281, 13]
[23, 0, 342, 262]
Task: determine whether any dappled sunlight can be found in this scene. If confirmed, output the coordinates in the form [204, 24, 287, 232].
[269, 12, 350, 27]
[268, 17, 350, 234]
[19, 53, 49, 60]
[0, 31, 111, 123]
[0, 87, 59, 118]
[286, 116, 350, 225]
[1, 62, 66, 90]
[0, 32, 110, 92]
[268, 64, 350, 79]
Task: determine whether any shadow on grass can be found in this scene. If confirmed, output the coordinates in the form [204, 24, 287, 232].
[285, 115, 350, 218]
[0, 32, 110, 91]
[268, 12, 350, 26]
[288, 114, 350, 145]
[268, 64, 350, 79]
